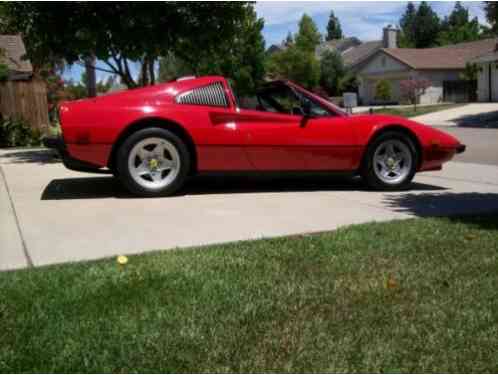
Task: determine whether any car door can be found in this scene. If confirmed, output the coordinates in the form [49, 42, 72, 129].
[234, 83, 357, 171]
[235, 109, 308, 170]
[294, 97, 357, 171]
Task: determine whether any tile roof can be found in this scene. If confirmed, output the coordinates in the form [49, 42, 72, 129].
[0, 35, 33, 74]
[382, 38, 498, 70]
[342, 40, 383, 68]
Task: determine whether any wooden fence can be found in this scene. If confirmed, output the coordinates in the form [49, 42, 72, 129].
[0, 79, 49, 132]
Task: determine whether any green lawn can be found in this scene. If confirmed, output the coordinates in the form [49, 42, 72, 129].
[368, 103, 463, 118]
[2, 215, 498, 373]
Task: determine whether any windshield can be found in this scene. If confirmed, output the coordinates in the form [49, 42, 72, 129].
[231, 79, 347, 117]
[290, 83, 348, 117]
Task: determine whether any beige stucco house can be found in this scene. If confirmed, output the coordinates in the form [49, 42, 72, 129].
[357, 38, 498, 105]
[472, 48, 498, 102]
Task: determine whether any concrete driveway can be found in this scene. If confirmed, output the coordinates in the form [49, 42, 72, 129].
[411, 103, 498, 127]
[2, 148, 498, 271]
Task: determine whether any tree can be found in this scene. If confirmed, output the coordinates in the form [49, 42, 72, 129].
[0, 48, 9, 81]
[267, 46, 320, 89]
[460, 62, 479, 81]
[295, 14, 322, 53]
[284, 32, 294, 47]
[178, 5, 266, 96]
[399, 2, 417, 47]
[375, 80, 392, 103]
[0, 2, 253, 89]
[398, 2, 440, 48]
[484, 2, 498, 35]
[400, 78, 431, 111]
[158, 53, 193, 83]
[319, 50, 344, 96]
[412, 2, 441, 48]
[325, 10, 343, 41]
[437, 2, 480, 45]
[267, 14, 321, 89]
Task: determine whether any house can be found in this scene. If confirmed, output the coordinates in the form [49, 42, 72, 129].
[315, 26, 398, 72]
[315, 37, 362, 59]
[266, 26, 393, 72]
[356, 33, 498, 105]
[471, 46, 498, 102]
[0, 35, 49, 131]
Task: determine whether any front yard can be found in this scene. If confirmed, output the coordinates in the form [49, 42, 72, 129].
[1, 214, 498, 372]
[365, 103, 463, 118]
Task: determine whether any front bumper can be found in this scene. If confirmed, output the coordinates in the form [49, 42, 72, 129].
[43, 136, 111, 174]
[456, 144, 466, 154]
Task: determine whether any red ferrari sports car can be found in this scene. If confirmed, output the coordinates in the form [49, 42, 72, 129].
[45, 75, 465, 197]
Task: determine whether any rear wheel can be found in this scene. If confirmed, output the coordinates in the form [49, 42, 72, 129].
[361, 131, 417, 191]
[116, 127, 190, 197]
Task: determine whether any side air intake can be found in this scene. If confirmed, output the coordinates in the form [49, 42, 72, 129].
[176, 82, 228, 107]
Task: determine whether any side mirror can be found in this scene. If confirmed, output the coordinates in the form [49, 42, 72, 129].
[302, 100, 312, 117]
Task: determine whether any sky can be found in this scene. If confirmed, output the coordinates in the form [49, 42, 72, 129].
[256, 1, 487, 45]
[63, 1, 488, 83]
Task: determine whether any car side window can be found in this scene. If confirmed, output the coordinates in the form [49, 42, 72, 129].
[300, 95, 333, 117]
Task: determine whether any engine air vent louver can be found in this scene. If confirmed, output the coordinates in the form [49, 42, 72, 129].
[176, 82, 228, 107]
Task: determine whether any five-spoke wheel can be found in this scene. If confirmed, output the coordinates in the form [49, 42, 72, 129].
[362, 131, 417, 190]
[116, 128, 190, 197]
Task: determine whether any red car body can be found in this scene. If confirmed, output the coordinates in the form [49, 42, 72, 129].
[56, 76, 464, 176]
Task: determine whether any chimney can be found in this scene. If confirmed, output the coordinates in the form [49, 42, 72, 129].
[382, 25, 398, 49]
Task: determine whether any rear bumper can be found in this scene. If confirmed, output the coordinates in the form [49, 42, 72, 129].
[43, 136, 111, 174]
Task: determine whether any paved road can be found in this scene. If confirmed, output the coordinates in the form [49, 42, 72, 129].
[2, 147, 498, 271]
[436, 127, 498, 166]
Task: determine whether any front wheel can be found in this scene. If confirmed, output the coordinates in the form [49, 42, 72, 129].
[361, 131, 417, 191]
[116, 127, 190, 197]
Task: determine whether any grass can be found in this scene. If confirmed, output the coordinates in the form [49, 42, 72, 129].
[1, 215, 498, 372]
[368, 103, 463, 118]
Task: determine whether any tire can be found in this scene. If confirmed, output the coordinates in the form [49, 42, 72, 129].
[361, 131, 418, 191]
[116, 127, 190, 197]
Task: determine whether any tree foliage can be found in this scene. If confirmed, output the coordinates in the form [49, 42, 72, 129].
[0, 2, 254, 88]
[319, 50, 344, 95]
[484, 1, 498, 35]
[399, 1, 484, 48]
[325, 10, 343, 41]
[375, 80, 392, 102]
[267, 47, 320, 89]
[398, 2, 417, 47]
[295, 14, 322, 53]
[0, 48, 9, 81]
[158, 52, 193, 83]
[398, 2, 441, 48]
[460, 62, 479, 81]
[400, 78, 431, 110]
[267, 14, 321, 89]
[158, 6, 265, 96]
[412, 2, 441, 48]
[438, 2, 480, 45]
[65, 73, 117, 100]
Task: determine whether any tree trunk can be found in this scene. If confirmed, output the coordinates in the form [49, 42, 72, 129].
[85, 55, 97, 98]
[149, 58, 156, 85]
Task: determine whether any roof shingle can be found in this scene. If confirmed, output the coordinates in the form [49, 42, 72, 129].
[382, 38, 498, 70]
[342, 40, 383, 68]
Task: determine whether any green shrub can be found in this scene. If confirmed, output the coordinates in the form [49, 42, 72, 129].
[0, 117, 42, 147]
[375, 79, 392, 102]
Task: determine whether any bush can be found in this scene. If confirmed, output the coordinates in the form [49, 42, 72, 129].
[0, 117, 42, 147]
[375, 79, 392, 102]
